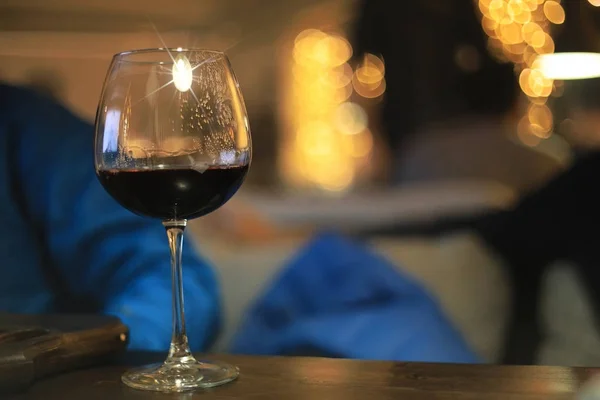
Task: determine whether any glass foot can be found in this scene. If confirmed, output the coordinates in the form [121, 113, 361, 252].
[122, 359, 239, 392]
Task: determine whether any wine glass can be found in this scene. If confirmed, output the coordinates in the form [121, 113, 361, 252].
[94, 48, 251, 392]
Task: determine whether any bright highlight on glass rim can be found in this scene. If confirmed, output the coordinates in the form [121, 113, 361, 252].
[172, 54, 193, 92]
[536, 52, 600, 80]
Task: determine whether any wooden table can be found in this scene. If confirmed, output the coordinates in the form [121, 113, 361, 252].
[10, 353, 600, 399]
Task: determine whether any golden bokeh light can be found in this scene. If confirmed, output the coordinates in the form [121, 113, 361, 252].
[353, 53, 386, 99]
[334, 102, 368, 135]
[522, 22, 542, 44]
[489, 0, 508, 21]
[346, 129, 374, 158]
[356, 65, 384, 85]
[478, 0, 563, 145]
[529, 30, 547, 48]
[517, 115, 542, 146]
[500, 22, 523, 44]
[352, 75, 386, 99]
[536, 33, 555, 54]
[282, 29, 376, 193]
[528, 103, 553, 136]
[588, 0, 600, 7]
[528, 68, 553, 97]
[297, 121, 336, 156]
[519, 69, 533, 97]
[543, 1, 565, 24]
[321, 63, 353, 88]
[482, 17, 499, 37]
[294, 28, 322, 45]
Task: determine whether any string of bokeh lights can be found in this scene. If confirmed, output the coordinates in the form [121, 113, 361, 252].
[477, 0, 567, 146]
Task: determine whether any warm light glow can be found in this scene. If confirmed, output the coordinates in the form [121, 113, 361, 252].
[353, 53, 386, 99]
[172, 54, 193, 92]
[536, 52, 600, 80]
[282, 29, 374, 193]
[477, 0, 562, 145]
[527, 103, 553, 137]
[522, 22, 542, 45]
[321, 63, 353, 88]
[528, 68, 553, 97]
[348, 129, 373, 158]
[589, 0, 600, 7]
[543, 1, 565, 24]
[334, 102, 368, 135]
[517, 116, 542, 146]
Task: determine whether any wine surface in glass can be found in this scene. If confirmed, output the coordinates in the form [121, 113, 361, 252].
[97, 165, 248, 220]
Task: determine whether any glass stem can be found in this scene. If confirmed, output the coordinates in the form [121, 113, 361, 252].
[163, 219, 194, 365]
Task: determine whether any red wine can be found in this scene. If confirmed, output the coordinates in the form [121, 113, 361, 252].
[97, 166, 249, 220]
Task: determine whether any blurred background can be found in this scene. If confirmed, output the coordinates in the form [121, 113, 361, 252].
[4, 0, 600, 366]
[1, 0, 584, 194]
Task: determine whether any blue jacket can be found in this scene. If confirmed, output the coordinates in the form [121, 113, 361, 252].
[0, 83, 219, 351]
[231, 233, 479, 363]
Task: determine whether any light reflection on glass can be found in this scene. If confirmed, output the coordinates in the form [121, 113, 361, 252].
[172, 54, 193, 92]
[102, 109, 121, 152]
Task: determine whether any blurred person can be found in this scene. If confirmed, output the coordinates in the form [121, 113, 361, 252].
[473, 149, 600, 363]
[0, 82, 219, 351]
